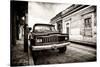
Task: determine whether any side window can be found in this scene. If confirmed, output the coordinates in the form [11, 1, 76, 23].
[84, 17, 92, 37]
[84, 17, 92, 28]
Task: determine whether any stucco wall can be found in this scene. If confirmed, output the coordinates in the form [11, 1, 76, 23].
[62, 6, 96, 43]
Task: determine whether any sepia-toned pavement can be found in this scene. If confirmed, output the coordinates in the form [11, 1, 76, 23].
[11, 40, 96, 66]
[32, 43, 96, 65]
[11, 40, 34, 66]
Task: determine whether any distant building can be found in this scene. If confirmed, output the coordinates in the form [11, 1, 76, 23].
[50, 4, 96, 44]
[50, 12, 62, 33]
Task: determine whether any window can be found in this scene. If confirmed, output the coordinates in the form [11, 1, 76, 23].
[84, 17, 92, 37]
[34, 25, 57, 33]
[84, 18, 92, 28]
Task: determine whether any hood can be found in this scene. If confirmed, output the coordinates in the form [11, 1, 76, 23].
[32, 32, 61, 36]
[32, 32, 68, 37]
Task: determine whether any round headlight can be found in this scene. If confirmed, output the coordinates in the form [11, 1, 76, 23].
[36, 39, 42, 42]
[65, 37, 68, 40]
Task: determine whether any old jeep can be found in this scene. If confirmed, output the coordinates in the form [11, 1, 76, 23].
[29, 23, 70, 54]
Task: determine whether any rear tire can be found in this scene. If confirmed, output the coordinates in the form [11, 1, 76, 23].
[58, 46, 66, 53]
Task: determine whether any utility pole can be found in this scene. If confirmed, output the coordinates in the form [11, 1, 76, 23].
[24, 13, 29, 52]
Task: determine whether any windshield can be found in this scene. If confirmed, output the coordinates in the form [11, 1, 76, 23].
[34, 25, 57, 33]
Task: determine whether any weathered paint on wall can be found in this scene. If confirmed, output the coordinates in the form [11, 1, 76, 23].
[62, 6, 96, 43]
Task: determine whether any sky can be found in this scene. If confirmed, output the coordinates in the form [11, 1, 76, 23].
[28, 1, 72, 28]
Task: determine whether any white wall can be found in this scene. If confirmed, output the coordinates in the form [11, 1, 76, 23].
[62, 6, 96, 43]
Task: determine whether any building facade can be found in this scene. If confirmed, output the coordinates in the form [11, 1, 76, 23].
[50, 4, 96, 44]
[50, 12, 62, 33]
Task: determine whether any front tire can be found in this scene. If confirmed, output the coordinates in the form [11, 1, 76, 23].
[58, 46, 66, 53]
[31, 51, 39, 65]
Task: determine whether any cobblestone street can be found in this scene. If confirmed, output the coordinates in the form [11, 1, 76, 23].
[11, 40, 96, 66]
[11, 41, 96, 66]
[32, 43, 96, 65]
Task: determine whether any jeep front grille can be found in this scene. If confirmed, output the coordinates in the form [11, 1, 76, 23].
[43, 36, 58, 43]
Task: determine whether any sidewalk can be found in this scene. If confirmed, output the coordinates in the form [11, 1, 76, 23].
[69, 39, 96, 48]
[11, 40, 34, 66]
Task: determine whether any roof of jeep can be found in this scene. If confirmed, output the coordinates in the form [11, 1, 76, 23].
[34, 23, 54, 26]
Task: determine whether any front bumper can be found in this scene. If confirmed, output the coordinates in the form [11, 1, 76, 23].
[32, 42, 70, 51]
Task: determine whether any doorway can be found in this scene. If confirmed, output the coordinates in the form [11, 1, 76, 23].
[63, 20, 70, 34]
[66, 23, 69, 35]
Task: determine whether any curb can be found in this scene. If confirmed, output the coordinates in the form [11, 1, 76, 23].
[69, 40, 96, 48]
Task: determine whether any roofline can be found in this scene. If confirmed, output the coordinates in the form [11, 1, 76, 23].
[33, 23, 54, 26]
